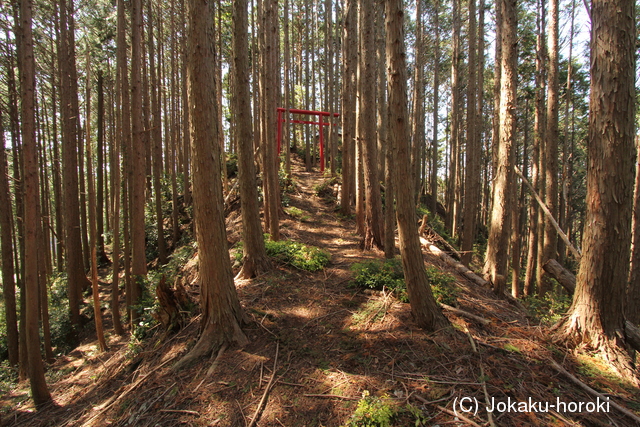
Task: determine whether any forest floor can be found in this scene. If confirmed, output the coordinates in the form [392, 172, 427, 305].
[3, 156, 640, 427]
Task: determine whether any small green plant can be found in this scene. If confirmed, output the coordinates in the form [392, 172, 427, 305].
[264, 237, 331, 271]
[403, 403, 429, 427]
[346, 391, 395, 427]
[522, 290, 572, 325]
[425, 266, 458, 306]
[0, 360, 17, 395]
[351, 258, 405, 292]
[351, 259, 457, 305]
[314, 176, 339, 201]
[285, 206, 311, 222]
[48, 273, 78, 354]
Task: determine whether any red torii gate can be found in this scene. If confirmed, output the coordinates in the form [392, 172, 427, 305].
[276, 107, 340, 172]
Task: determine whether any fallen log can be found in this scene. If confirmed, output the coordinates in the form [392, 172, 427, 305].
[515, 165, 581, 261]
[418, 215, 462, 261]
[542, 259, 576, 294]
[625, 321, 640, 354]
[420, 236, 488, 288]
[441, 304, 491, 325]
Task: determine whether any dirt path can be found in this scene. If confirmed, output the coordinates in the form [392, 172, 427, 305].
[5, 157, 640, 427]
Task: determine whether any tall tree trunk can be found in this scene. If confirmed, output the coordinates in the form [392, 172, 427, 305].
[446, 0, 461, 237]
[234, 0, 272, 279]
[19, 0, 52, 405]
[524, 0, 545, 295]
[541, 0, 559, 295]
[559, 0, 575, 265]
[131, 0, 147, 314]
[260, 0, 280, 241]
[358, 0, 384, 250]
[174, 0, 248, 370]
[111, 63, 124, 336]
[148, 0, 167, 266]
[386, 0, 449, 331]
[59, 0, 90, 327]
[628, 137, 640, 325]
[85, 58, 108, 351]
[283, 0, 292, 178]
[483, 0, 517, 296]
[560, 0, 636, 380]
[96, 70, 109, 265]
[461, 0, 478, 267]
[340, 0, 357, 216]
[0, 111, 19, 367]
[430, 0, 440, 216]
[411, 0, 425, 205]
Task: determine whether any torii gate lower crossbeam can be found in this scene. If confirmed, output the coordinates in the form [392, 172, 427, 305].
[276, 108, 340, 172]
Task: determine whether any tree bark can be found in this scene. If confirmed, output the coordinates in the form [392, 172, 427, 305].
[234, 0, 272, 279]
[148, 0, 167, 266]
[131, 0, 147, 311]
[411, 0, 425, 206]
[96, 70, 110, 265]
[59, 0, 90, 327]
[386, 0, 449, 331]
[430, 0, 440, 217]
[541, 0, 559, 295]
[175, 0, 248, 370]
[445, 0, 462, 237]
[340, 0, 357, 216]
[0, 111, 19, 367]
[85, 59, 108, 351]
[359, 0, 384, 250]
[19, 0, 52, 405]
[628, 137, 640, 325]
[461, 0, 479, 267]
[483, 0, 517, 296]
[560, 0, 637, 380]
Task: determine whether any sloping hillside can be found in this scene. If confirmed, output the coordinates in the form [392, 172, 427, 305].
[3, 159, 640, 427]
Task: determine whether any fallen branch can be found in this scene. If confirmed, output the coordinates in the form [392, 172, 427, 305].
[466, 330, 496, 427]
[441, 304, 491, 325]
[248, 343, 279, 427]
[549, 359, 640, 425]
[435, 404, 484, 427]
[159, 409, 200, 416]
[84, 355, 177, 426]
[420, 237, 488, 288]
[412, 394, 481, 427]
[303, 394, 360, 400]
[514, 165, 581, 261]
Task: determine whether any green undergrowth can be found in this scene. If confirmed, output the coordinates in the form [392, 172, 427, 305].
[285, 206, 311, 222]
[314, 176, 340, 201]
[345, 391, 395, 427]
[265, 238, 330, 271]
[522, 288, 571, 325]
[350, 258, 458, 305]
[235, 235, 330, 272]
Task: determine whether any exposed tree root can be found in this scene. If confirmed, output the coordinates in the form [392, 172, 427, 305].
[235, 254, 272, 280]
[173, 320, 248, 371]
[556, 317, 639, 387]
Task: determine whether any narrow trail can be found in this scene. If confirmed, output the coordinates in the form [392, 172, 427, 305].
[4, 156, 640, 427]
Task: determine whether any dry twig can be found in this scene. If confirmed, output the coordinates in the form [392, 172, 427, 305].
[549, 359, 640, 425]
[247, 342, 280, 427]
